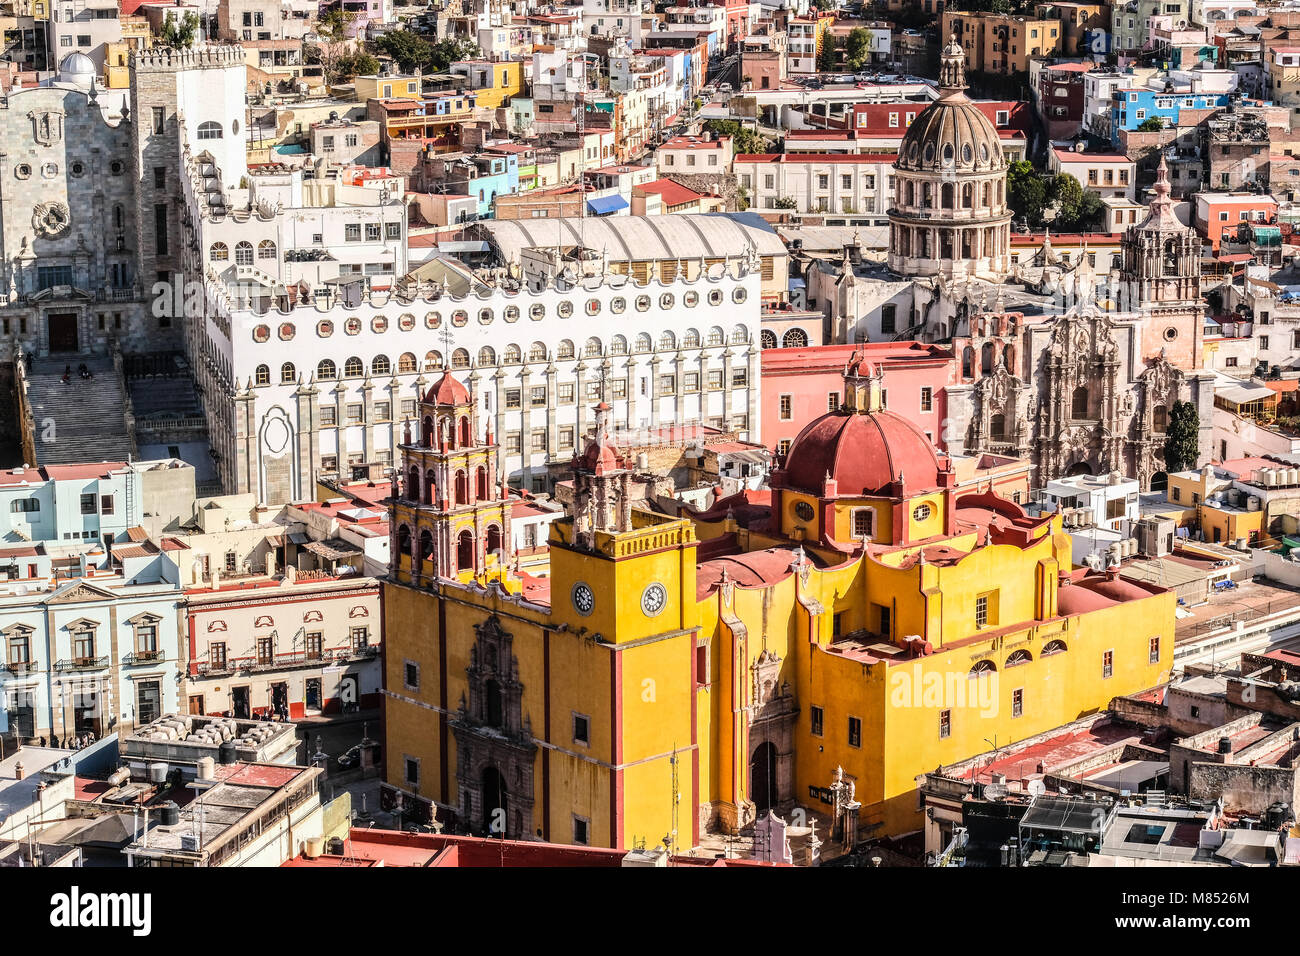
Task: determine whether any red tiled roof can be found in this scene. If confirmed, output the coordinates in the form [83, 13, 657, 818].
[636, 178, 705, 207]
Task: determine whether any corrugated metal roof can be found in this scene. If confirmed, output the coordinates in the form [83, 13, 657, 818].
[474, 213, 786, 262]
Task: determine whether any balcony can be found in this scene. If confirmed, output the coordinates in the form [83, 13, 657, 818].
[122, 649, 165, 666]
[196, 645, 378, 676]
[3, 660, 37, 676]
[55, 656, 109, 672]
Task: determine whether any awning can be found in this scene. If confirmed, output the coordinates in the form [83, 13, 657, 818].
[1217, 383, 1275, 404]
[288, 532, 311, 545]
[587, 194, 629, 216]
[437, 240, 489, 253]
[266, 534, 286, 547]
[719, 449, 771, 465]
[304, 538, 362, 561]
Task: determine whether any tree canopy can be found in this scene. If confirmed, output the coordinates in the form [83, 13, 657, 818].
[845, 28, 872, 70]
[159, 11, 199, 49]
[1165, 401, 1201, 473]
[705, 119, 768, 156]
[1007, 160, 1047, 226]
[817, 27, 838, 72]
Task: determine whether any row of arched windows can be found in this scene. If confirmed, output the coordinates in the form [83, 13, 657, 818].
[760, 329, 808, 349]
[250, 328, 755, 386]
[968, 641, 1067, 677]
[903, 179, 1003, 211]
[211, 240, 277, 263]
[961, 342, 1016, 378]
[396, 523, 504, 574]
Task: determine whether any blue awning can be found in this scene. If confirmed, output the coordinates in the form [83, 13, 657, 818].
[587, 195, 629, 216]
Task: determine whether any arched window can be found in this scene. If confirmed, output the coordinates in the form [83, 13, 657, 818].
[922, 182, 933, 208]
[419, 529, 434, 566]
[980, 342, 995, 374]
[941, 182, 954, 209]
[421, 415, 434, 448]
[982, 182, 992, 207]
[969, 660, 997, 679]
[761, 329, 777, 349]
[234, 241, 253, 265]
[782, 328, 807, 348]
[1072, 385, 1089, 419]
[451, 348, 470, 369]
[528, 342, 547, 362]
[905, 180, 915, 205]
[344, 356, 364, 378]
[486, 524, 503, 556]
[730, 325, 749, 345]
[280, 362, 296, 384]
[1041, 639, 1068, 656]
[476, 466, 489, 500]
[1005, 649, 1032, 668]
[459, 416, 471, 447]
[610, 335, 627, 355]
[962, 183, 973, 209]
[257, 239, 277, 260]
[708, 326, 725, 346]
[407, 466, 420, 502]
[659, 330, 676, 350]
[1003, 344, 1014, 372]
[990, 413, 1006, 440]
[372, 354, 391, 375]
[209, 242, 229, 262]
[478, 346, 496, 367]
[424, 469, 437, 505]
[635, 333, 653, 352]
[317, 359, 336, 380]
[962, 346, 974, 378]
[557, 339, 575, 359]
[455, 470, 469, 505]
[254, 364, 270, 386]
[397, 524, 411, 557]
[425, 350, 443, 370]
[683, 328, 700, 348]
[484, 676, 503, 726]
[197, 121, 223, 140]
[584, 336, 603, 357]
[504, 344, 521, 364]
[398, 352, 417, 373]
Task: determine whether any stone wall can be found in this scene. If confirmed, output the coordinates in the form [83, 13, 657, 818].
[1188, 762, 1297, 815]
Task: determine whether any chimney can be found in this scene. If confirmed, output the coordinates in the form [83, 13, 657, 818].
[210, 566, 221, 591]
[13, 761, 22, 780]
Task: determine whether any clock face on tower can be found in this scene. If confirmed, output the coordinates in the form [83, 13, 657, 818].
[641, 582, 667, 617]
[571, 582, 595, 616]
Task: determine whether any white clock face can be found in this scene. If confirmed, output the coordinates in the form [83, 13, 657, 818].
[571, 582, 595, 616]
[641, 582, 667, 617]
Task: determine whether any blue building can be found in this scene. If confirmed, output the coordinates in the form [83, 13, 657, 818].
[1110, 87, 1231, 147]
[468, 153, 519, 219]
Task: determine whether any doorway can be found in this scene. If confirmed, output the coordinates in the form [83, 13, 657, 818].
[137, 680, 161, 726]
[305, 677, 322, 713]
[73, 686, 99, 735]
[7, 690, 34, 739]
[47, 313, 78, 352]
[270, 681, 288, 720]
[231, 685, 250, 718]
[481, 766, 508, 836]
[188, 694, 205, 716]
[750, 741, 777, 813]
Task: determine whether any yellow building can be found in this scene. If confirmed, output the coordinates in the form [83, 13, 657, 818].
[451, 59, 523, 110]
[942, 11, 1065, 74]
[353, 72, 421, 102]
[383, 362, 1175, 849]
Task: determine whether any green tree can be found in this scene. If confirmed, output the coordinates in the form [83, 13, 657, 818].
[845, 28, 872, 70]
[817, 27, 838, 72]
[1164, 401, 1201, 473]
[430, 37, 482, 72]
[309, 8, 358, 84]
[1136, 116, 1165, 132]
[336, 51, 380, 79]
[1006, 159, 1047, 226]
[704, 119, 768, 155]
[159, 10, 199, 49]
[810, 0, 835, 10]
[375, 31, 432, 74]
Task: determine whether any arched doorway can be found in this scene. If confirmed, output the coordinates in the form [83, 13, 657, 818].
[1150, 471, 1169, 492]
[1066, 460, 1093, 477]
[481, 766, 508, 836]
[485, 524, 503, 557]
[476, 466, 489, 501]
[750, 741, 777, 813]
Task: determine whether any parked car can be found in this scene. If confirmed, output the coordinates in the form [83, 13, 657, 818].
[337, 743, 378, 769]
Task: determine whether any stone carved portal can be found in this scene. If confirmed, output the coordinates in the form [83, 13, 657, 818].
[452, 615, 537, 839]
[747, 649, 797, 818]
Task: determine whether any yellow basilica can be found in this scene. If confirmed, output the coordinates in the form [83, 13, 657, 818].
[381, 359, 1174, 849]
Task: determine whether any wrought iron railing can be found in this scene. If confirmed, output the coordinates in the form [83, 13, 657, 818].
[54, 656, 109, 672]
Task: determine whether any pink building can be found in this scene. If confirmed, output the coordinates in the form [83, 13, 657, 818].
[760, 343, 956, 458]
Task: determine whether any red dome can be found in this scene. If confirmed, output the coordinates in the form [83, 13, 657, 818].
[423, 370, 470, 406]
[783, 409, 943, 497]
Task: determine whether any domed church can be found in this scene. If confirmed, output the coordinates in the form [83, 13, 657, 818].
[888, 36, 1012, 280]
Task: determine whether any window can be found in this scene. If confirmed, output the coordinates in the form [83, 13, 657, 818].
[404, 661, 420, 689]
[505, 389, 522, 409]
[405, 758, 419, 788]
[345, 223, 361, 242]
[366, 223, 381, 242]
[530, 386, 547, 408]
[153, 166, 166, 189]
[853, 509, 873, 538]
[9, 498, 38, 514]
[779, 394, 792, 420]
[346, 403, 363, 425]
[320, 406, 336, 426]
[847, 716, 861, 748]
[572, 712, 590, 746]
[80, 493, 96, 515]
[975, 594, 989, 628]
[151, 106, 164, 133]
[99, 495, 114, 516]
[920, 387, 933, 413]
[939, 709, 951, 739]
[1149, 636, 1160, 664]
[881, 303, 896, 335]
[1102, 649, 1114, 679]
[573, 816, 590, 846]
[197, 121, 223, 140]
[1012, 688, 1023, 718]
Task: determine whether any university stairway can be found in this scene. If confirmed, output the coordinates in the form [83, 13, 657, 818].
[25, 355, 134, 465]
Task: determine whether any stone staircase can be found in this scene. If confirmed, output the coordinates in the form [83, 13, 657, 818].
[25, 355, 134, 465]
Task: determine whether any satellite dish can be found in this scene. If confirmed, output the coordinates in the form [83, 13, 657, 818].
[983, 782, 1008, 801]
[1027, 779, 1047, 797]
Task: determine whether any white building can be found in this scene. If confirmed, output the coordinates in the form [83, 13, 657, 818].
[1047, 148, 1137, 200]
[735, 153, 897, 223]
